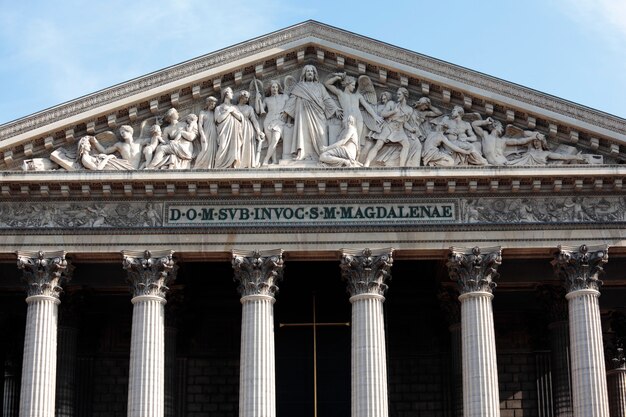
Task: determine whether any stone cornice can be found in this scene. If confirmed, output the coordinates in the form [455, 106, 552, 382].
[1, 21, 625, 168]
[0, 165, 624, 200]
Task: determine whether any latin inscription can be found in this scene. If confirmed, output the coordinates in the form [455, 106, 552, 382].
[166, 203, 456, 226]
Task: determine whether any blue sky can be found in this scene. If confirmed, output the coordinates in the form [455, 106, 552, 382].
[1, 0, 625, 125]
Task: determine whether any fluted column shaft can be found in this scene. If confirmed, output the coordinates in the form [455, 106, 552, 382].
[232, 249, 284, 417]
[239, 295, 276, 417]
[554, 244, 609, 417]
[459, 291, 500, 417]
[341, 248, 393, 417]
[19, 295, 59, 417]
[16, 250, 67, 417]
[447, 246, 502, 417]
[3, 361, 19, 417]
[607, 368, 626, 417]
[350, 293, 388, 417]
[123, 250, 175, 417]
[566, 289, 609, 416]
[128, 295, 166, 417]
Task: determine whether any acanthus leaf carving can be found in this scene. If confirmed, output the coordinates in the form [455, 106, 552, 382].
[552, 244, 608, 293]
[447, 246, 501, 294]
[122, 249, 176, 299]
[232, 249, 284, 298]
[340, 248, 394, 297]
[16, 250, 69, 299]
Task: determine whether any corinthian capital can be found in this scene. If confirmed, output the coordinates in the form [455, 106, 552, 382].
[16, 250, 68, 298]
[122, 250, 175, 299]
[232, 249, 284, 298]
[447, 246, 501, 294]
[340, 248, 394, 297]
[552, 244, 608, 293]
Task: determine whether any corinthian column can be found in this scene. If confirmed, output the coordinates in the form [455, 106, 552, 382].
[340, 248, 394, 417]
[553, 244, 610, 417]
[232, 249, 284, 417]
[447, 246, 502, 417]
[122, 250, 175, 417]
[607, 345, 625, 417]
[16, 250, 68, 417]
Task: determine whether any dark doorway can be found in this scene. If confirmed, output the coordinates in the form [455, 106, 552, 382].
[275, 261, 351, 417]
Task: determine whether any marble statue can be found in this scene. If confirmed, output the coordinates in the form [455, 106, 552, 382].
[260, 78, 292, 166]
[90, 125, 150, 169]
[363, 88, 417, 167]
[324, 73, 383, 154]
[148, 109, 198, 169]
[237, 90, 265, 168]
[505, 131, 585, 166]
[214, 87, 244, 169]
[422, 122, 472, 167]
[142, 125, 164, 169]
[34, 64, 605, 172]
[440, 106, 487, 166]
[319, 115, 361, 167]
[471, 118, 509, 165]
[195, 96, 218, 169]
[282, 65, 342, 161]
[76, 136, 133, 171]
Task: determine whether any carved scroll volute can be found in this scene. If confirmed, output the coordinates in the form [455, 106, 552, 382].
[340, 248, 394, 297]
[16, 250, 68, 299]
[447, 246, 502, 294]
[552, 244, 608, 293]
[122, 249, 176, 299]
[232, 249, 284, 298]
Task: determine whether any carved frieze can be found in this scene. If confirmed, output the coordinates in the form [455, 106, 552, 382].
[232, 249, 284, 298]
[0, 195, 624, 230]
[447, 246, 501, 294]
[340, 248, 394, 297]
[552, 244, 608, 293]
[16, 250, 68, 298]
[122, 249, 176, 299]
[9, 63, 605, 173]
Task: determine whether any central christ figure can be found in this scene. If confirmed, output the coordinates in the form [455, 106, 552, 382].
[283, 65, 342, 161]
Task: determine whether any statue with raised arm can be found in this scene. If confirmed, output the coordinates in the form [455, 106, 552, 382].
[89, 125, 150, 169]
[319, 115, 361, 167]
[194, 96, 218, 169]
[505, 131, 586, 166]
[441, 106, 487, 165]
[324, 73, 383, 155]
[282, 65, 342, 161]
[363, 88, 415, 167]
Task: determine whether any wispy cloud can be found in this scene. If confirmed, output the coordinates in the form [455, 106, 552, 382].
[0, 0, 292, 122]
[553, 0, 626, 50]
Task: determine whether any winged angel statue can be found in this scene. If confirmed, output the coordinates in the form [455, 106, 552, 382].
[249, 76, 296, 166]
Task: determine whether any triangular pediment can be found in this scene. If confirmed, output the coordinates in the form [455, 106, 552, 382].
[1, 20, 625, 173]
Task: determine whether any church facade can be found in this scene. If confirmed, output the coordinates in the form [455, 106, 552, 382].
[0, 21, 624, 417]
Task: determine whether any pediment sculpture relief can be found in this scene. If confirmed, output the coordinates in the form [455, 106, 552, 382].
[24, 64, 603, 172]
